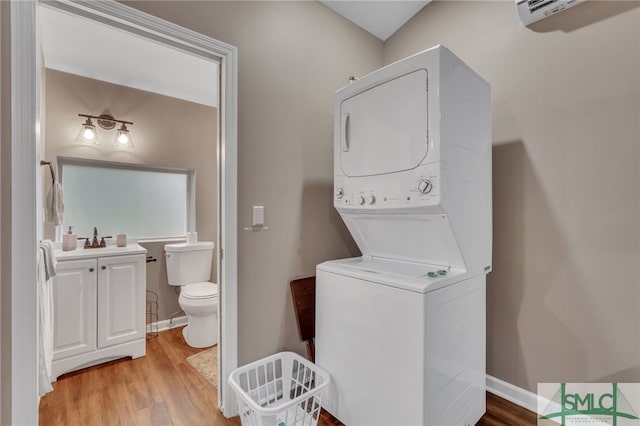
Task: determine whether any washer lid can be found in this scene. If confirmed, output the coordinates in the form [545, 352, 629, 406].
[182, 282, 218, 299]
[317, 257, 466, 294]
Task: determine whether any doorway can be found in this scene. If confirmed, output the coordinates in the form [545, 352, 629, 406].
[9, 1, 238, 424]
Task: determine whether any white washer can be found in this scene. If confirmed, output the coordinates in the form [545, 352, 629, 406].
[317, 259, 485, 426]
[316, 45, 492, 425]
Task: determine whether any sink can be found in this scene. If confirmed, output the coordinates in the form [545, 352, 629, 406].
[55, 243, 147, 261]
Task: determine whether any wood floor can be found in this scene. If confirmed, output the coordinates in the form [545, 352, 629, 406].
[40, 327, 238, 426]
[40, 327, 537, 426]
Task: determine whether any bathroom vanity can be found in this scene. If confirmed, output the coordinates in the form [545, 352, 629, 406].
[51, 244, 147, 380]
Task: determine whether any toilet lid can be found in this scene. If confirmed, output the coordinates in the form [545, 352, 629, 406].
[182, 282, 218, 300]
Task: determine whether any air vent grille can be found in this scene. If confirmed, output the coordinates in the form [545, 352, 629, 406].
[527, 0, 557, 13]
[516, 0, 585, 25]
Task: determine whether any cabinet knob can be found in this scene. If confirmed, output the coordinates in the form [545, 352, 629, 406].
[89, 267, 94, 272]
[101, 265, 107, 270]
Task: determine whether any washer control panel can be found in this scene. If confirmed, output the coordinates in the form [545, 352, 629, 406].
[334, 163, 440, 209]
[417, 179, 433, 194]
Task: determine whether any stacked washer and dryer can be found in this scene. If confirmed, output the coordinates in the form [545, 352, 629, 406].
[316, 45, 492, 426]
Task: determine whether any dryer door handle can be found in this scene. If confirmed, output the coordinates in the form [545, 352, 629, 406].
[341, 113, 350, 152]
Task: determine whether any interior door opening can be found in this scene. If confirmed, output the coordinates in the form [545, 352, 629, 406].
[10, 1, 238, 424]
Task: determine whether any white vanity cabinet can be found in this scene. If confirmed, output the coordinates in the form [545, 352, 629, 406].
[51, 245, 147, 380]
[51, 258, 98, 361]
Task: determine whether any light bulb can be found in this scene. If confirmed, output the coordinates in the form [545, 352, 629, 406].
[114, 123, 133, 148]
[117, 133, 129, 145]
[83, 127, 95, 140]
[75, 117, 100, 145]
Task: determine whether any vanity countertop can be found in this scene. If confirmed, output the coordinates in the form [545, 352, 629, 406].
[55, 243, 147, 261]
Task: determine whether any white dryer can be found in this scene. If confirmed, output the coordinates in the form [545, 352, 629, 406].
[316, 45, 492, 425]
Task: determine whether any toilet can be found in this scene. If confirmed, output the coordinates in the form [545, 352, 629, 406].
[164, 241, 218, 348]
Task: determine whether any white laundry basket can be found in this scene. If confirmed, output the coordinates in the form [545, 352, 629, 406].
[228, 352, 330, 426]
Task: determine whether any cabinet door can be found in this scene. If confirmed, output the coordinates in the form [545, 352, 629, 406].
[52, 259, 98, 360]
[97, 254, 146, 348]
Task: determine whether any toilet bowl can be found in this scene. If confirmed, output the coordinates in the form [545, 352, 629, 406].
[164, 241, 218, 348]
[179, 282, 218, 348]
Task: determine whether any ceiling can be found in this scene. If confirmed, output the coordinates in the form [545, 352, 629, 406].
[319, 1, 431, 41]
[40, 6, 218, 108]
[40, 1, 430, 104]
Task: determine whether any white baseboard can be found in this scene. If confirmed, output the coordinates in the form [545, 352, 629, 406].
[486, 374, 540, 413]
[151, 315, 188, 333]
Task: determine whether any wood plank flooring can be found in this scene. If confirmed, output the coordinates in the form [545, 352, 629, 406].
[40, 327, 537, 425]
[40, 327, 238, 426]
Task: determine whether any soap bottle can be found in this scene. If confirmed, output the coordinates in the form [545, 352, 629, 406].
[62, 226, 77, 251]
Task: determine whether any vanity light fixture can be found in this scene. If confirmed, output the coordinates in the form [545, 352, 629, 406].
[75, 113, 134, 149]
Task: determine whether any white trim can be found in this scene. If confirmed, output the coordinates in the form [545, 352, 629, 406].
[154, 315, 188, 333]
[486, 374, 540, 414]
[11, 2, 39, 425]
[217, 11, 239, 417]
[12, 0, 238, 421]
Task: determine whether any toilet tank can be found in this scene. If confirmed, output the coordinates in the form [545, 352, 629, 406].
[164, 241, 214, 286]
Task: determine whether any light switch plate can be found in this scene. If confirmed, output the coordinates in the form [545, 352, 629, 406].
[252, 205, 264, 227]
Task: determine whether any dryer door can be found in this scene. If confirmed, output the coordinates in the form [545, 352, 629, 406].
[339, 68, 429, 177]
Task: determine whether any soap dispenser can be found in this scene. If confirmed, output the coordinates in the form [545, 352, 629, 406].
[62, 226, 77, 251]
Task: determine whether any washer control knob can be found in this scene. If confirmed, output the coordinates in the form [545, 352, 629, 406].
[336, 187, 344, 199]
[418, 179, 433, 194]
[358, 196, 366, 205]
[366, 194, 376, 205]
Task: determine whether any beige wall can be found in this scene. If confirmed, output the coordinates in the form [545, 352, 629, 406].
[44, 69, 218, 321]
[125, 0, 380, 363]
[385, 1, 640, 391]
[8, 0, 633, 416]
[0, 1, 11, 423]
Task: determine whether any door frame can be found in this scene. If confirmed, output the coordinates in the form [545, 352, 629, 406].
[10, 1, 238, 423]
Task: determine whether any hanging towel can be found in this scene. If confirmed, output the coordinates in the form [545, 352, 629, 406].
[38, 240, 56, 397]
[45, 180, 64, 226]
[39, 240, 57, 280]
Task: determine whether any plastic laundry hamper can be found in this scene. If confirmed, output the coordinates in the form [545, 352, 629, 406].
[228, 352, 331, 426]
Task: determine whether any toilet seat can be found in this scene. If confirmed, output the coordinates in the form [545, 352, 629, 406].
[181, 282, 218, 300]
